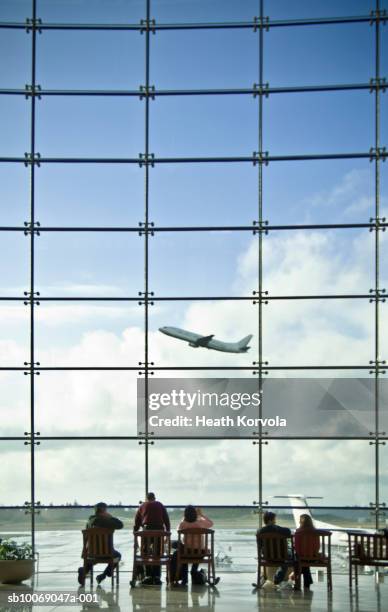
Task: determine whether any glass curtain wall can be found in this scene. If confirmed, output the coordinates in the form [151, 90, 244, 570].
[0, 0, 387, 572]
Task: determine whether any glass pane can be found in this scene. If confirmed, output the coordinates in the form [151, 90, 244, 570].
[36, 164, 143, 227]
[150, 302, 257, 367]
[0, 95, 29, 155]
[35, 441, 144, 505]
[382, 92, 388, 155]
[0, 0, 32, 21]
[265, 91, 373, 155]
[380, 444, 388, 512]
[264, 158, 374, 225]
[0, 302, 29, 366]
[263, 299, 373, 367]
[0, 442, 30, 505]
[0, 163, 29, 225]
[263, 440, 374, 505]
[0, 372, 29, 436]
[266, 23, 373, 85]
[36, 97, 144, 157]
[0, 29, 30, 87]
[263, 228, 374, 294]
[35, 371, 139, 435]
[35, 232, 143, 296]
[37, 30, 144, 89]
[151, 29, 258, 89]
[149, 440, 258, 504]
[150, 232, 257, 296]
[151, 95, 257, 157]
[35, 301, 144, 367]
[153, 0, 258, 23]
[0, 232, 29, 295]
[0, 508, 31, 542]
[150, 162, 257, 226]
[38, 0, 145, 23]
[260, 376, 376, 438]
[267, 0, 373, 19]
[35, 506, 136, 573]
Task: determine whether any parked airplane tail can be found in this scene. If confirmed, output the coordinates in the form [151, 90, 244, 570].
[274, 494, 323, 529]
[237, 334, 253, 351]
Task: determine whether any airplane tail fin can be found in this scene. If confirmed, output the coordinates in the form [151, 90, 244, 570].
[237, 334, 253, 352]
[274, 494, 322, 529]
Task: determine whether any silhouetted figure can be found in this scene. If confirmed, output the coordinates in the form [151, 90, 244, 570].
[78, 502, 123, 586]
[133, 492, 170, 586]
[258, 510, 291, 585]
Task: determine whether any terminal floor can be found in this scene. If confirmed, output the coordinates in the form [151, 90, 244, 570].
[0, 571, 386, 611]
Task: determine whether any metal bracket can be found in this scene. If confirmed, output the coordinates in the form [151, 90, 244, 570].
[138, 291, 154, 305]
[139, 85, 156, 100]
[369, 147, 387, 162]
[138, 362, 155, 376]
[252, 220, 269, 235]
[23, 221, 41, 236]
[252, 500, 269, 514]
[138, 221, 155, 236]
[24, 501, 41, 515]
[23, 291, 40, 306]
[253, 16, 270, 32]
[138, 153, 155, 168]
[140, 18, 156, 34]
[24, 361, 41, 375]
[253, 83, 269, 98]
[368, 359, 386, 374]
[24, 153, 41, 167]
[25, 18, 42, 33]
[24, 84, 42, 100]
[24, 432, 41, 445]
[370, 9, 387, 25]
[369, 217, 387, 232]
[368, 288, 386, 302]
[253, 151, 269, 166]
[253, 361, 269, 376]
[138, 439, 155, 445]
[369, 77, 387, 93]
[252, 290, 269, 304]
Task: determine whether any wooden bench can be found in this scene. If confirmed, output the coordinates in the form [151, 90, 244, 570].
[348, 532, 388, 588]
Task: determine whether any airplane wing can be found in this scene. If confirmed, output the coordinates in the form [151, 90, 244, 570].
[194, 334, 214, 347]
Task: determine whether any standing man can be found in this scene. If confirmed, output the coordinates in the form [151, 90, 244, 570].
[78, 502, 123, 586]
[134, 492, 170, 586]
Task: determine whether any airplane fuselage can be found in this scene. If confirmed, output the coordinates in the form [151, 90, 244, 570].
[159, 326, 251, 354]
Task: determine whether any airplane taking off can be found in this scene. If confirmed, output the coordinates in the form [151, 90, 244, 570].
[159, 326, 253, 354]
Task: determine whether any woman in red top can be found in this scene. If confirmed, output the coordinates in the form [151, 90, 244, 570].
[294, 514, 320, 589]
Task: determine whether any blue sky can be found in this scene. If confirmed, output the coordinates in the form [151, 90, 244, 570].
[0, 0, 387, 505]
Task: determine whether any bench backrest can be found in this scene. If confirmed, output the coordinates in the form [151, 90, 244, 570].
[348, 533, 388, 561]
[256, 532, 294, 563]
[177, 528, 214, 559]
[82, 528, 114, 559]
[134, 530, 171, 560]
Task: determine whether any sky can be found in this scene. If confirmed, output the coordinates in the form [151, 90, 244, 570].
[0, 0, 387, 509]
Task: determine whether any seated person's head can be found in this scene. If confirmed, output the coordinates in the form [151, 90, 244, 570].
[299, 513, 314, 529]
[94, 502, 108, 516]
[146, 492, 156, 502]
[263, 511, 276, 525]
[184, 505, 198, 523]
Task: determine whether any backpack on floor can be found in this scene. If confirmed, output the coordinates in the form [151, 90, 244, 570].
[191, 568, 207, 585]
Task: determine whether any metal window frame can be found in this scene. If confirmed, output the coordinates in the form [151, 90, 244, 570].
[0, 0, 386, 555]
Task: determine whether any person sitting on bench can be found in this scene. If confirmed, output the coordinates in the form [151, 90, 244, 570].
[78, 502, 123, 586]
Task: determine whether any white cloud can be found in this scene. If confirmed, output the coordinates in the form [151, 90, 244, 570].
[1, 172, 387, 505]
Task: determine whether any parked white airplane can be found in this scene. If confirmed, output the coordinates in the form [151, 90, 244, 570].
[275, 494, 376, 547]
[159, 326, 253, 354]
